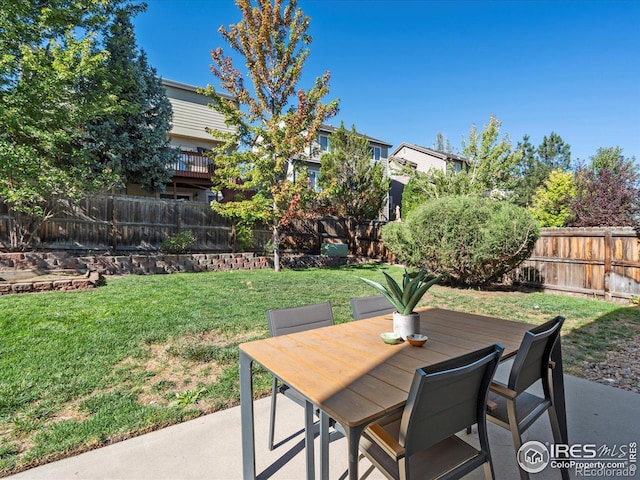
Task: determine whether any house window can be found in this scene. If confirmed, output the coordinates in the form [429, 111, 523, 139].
[307, 167, 320, 191]
[370, 146, 381, 161]
[319, 134, 330, 152]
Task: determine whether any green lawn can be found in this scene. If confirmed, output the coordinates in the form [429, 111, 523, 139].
[1, 264, 638, 474]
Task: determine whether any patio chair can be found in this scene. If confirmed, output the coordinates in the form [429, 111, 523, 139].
[266, 301, 342, 450]
[485, 315, 565, 480]
[359, 343, 504, 479]
[350, 295, 395, 320]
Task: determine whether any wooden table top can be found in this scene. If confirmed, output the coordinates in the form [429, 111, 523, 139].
[240, 307, 534, 429]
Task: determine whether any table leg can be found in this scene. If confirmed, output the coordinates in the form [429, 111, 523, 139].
[304, 401, 316, 480]
[320, 411, 330, 480]
[239, 350, 256, 480]
[347, 426, 365, 480]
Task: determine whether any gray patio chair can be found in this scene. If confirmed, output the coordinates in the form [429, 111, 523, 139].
[350, 295, 395, 320]
[485, 315, 565, 480]
[359, 343, 504, 479]
[266, 301, 342, 450]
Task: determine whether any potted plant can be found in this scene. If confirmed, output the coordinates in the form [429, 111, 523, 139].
[359, 268, 444, 340]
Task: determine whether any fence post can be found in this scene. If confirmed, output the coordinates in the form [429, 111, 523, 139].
[176, 202, 182, 234]
[604, 228, 612, 300]
[109, 195, 118, 253]
[315, 218, 322, 253]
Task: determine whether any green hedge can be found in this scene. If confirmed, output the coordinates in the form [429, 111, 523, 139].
[382, 196, 539, 286]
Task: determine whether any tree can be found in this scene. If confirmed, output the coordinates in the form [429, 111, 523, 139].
[85, 12, 177, 192]
[569, 148, 639, 227]
[398, 116, 520, 217]
[511, 134, 551, 207]
[318, 123, 388, 219]
[588, 146, 632, 174]
[0, 1, 144, 249]
[529, 169, 576, 227]
[401, 167, 472, 218]
[202, 0, 338, 271]
[461, 115, 522, 194]
[537, 132, 571, 171]
[432, 132, 452, 153]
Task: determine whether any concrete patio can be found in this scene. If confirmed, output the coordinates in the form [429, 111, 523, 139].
[9, 372, 640, 480]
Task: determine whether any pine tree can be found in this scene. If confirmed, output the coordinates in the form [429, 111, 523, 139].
[511, 134, 551, 207]
[85, 11, 176, 192]
[537, 132, 571, 171]
[318, 123, 389, 219]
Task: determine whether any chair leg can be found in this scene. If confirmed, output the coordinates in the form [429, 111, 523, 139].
[268, 377, 278, 450]
[548, 407, 570, 480]
[399, 457, 409, 480]
[506, 400, 529, 480]
[483, 460, 494, 480]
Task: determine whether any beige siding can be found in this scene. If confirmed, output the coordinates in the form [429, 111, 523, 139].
[167, 97, 231, 141]
[398, 147, 445, 172]
[163, 80, 235, 144]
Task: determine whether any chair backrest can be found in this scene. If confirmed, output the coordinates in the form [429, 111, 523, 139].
[350, 295, 395, 320]
[266, 301, 334, 337]
[399, 344, 504, 457]
[508, 316, 565, 394]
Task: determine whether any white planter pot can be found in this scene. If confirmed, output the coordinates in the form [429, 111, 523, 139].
[393, 311, 420, 340]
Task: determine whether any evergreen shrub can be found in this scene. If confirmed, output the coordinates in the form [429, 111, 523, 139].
[382, 196, 539, 286]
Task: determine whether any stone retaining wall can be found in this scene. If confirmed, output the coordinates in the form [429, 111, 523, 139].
[0, 252, 373, 295]
[0, 271, 101, 295]
[0, 252, 273, 276]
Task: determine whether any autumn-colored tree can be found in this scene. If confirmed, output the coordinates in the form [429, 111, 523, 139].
[202, 0, 338, 270]
[569, 148, 639, 227]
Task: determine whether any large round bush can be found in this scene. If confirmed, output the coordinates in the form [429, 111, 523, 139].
[382, 196, 540, 286]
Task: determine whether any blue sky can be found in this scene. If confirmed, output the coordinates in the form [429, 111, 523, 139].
[133, 0, 640, 163]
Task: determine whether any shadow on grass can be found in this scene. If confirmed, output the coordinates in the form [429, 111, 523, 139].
[286, 261, 388, 272]
[561, 305, 640, 374]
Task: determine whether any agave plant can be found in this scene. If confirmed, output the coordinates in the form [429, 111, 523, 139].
[359, 268, 444, 315]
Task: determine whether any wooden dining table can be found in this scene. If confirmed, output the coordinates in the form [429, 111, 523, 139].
[239, 307, 568, 480]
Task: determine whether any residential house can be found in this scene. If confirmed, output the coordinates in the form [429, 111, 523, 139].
[125, 78, 236, 203]
[126, 82, 393, 220]
[389, 142, 468, 219]
[295, 124, 393, 220]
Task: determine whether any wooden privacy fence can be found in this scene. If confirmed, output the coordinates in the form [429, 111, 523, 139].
[516, 227, 640, 301]
[282, 216, 391, 259]
[2, 196, 639, 300]
[0, 195, 271, 253]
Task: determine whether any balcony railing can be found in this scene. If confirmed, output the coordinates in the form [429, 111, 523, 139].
[170, 150, 214, 179]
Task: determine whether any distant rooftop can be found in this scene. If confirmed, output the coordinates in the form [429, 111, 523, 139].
[319, 124, 393, 148]
[391, 142, 468, 164]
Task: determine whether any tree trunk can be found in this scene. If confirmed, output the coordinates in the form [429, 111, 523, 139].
[272, 221, 280, 272]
